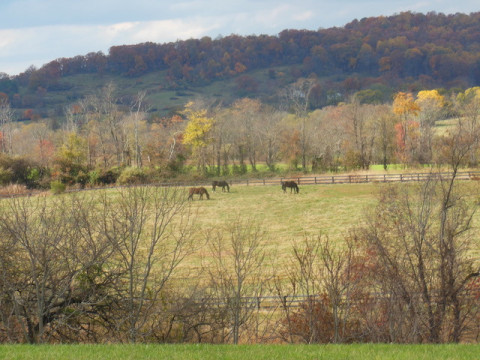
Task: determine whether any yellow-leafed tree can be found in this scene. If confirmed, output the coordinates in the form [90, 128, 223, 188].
[415, 90, 445, 163]
[182, 102, 215, 172]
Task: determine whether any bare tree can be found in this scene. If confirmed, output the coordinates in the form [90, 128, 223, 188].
[257, 107, 284, 171]
[342, 99, 378, 170]
[0, 193, 116, 343]
[131, 91, 147, 168]
[0, 97, 15, 154]
[206, 216, 266, 344]
[319, 237, 357, 343]
[282, 78, 316, 170]
[356, 172, 479, 342]
[99, 186, 197, 343]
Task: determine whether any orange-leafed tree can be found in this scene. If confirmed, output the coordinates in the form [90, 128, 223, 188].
[393, 92, 420, 166]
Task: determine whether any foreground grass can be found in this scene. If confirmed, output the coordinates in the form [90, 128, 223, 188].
[1, 344, 479, 360]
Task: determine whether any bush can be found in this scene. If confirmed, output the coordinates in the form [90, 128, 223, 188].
[0, 167, 13, 185]
[0, 155, 40, 186]
[117, 167, 148, 185]
[75, 171, 89, 188]
[87, 170, 99, 186]
[50, 180, 66, 194]
[97, 168, 121, 185]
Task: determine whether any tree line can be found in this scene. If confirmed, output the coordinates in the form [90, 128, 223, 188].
[1, 82, 480, 191]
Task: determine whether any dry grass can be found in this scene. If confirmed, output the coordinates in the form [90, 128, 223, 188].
[0, 184, 30, 197]
[185, 183, 379, 264]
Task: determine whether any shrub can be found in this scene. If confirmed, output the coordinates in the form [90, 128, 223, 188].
[117, 167, 148, 185]
[87, 170, 99, 186]
[97, 167, 121, 185]
[75, 171, 89, 188]
[0, 167, 13, 185]
[50, 180, 66, 194]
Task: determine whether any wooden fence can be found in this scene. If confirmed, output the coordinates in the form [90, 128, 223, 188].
[2, 170, 480, 199]
[214, 170, 480, 187]
[178, 290, 480, 310]
[114, 170, 480, 189]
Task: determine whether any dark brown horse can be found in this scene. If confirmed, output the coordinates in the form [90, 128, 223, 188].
[212, 180, 230, 192]
[281, 180, 299, 193]
[188, 187, 210, 200]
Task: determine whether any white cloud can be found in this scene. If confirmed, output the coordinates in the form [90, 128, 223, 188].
[294, 11, 315, 21]
[0, 19, 222, 74]
[0, 0, 479, 75]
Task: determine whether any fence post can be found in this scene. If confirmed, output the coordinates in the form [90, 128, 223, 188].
[315, 177, 317, 184]
[366, 175, 368, 183]
[400, 174, 403, 182]
[332, 176, 335, 184]
[384, 174, 386, 182]
[263, 179, 265, 185]
[247, 179, 249, 186]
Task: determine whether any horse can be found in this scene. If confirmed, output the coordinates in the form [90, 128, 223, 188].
[281, 180, 299, 194]
[212, 180, 230, 192]
[188, 187, 210, 200]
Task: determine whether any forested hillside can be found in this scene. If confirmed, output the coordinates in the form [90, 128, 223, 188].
[1, 11, 480, 120]
[0, 11, 480, 192]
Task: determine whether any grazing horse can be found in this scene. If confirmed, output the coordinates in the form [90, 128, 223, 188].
[188, 187, 210, 200]
[212, 180, 230, 192]
[281, 180, 299, 194]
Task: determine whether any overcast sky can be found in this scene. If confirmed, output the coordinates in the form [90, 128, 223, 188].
[0, 0, 478, 76]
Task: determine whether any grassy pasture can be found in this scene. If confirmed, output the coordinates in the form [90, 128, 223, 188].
[190, 182, 377, 247]
[181, 179, 480, 271]
[1, 343, 479, 360]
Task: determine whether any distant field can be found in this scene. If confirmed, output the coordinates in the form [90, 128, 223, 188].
[1, 344, 479, 360]
[186, 182, 378, 257]
[184, 180, 480, 269]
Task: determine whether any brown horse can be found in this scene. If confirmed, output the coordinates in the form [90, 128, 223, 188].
[188, 187, 210, 200]
[281, 180, 299, 193]
[212, 180, 230, 192]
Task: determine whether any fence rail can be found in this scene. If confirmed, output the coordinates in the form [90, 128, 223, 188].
[2, 170, 480, 199]
[144, 170, 480, 188]
[172, 290, 480, 310]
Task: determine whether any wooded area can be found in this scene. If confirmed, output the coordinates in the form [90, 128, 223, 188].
[1, 82, 480, 191]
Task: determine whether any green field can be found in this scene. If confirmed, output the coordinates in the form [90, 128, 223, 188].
[1, 344, 479, 360]
[186, 182, 378, 257]
[182, 179, 480, 274]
